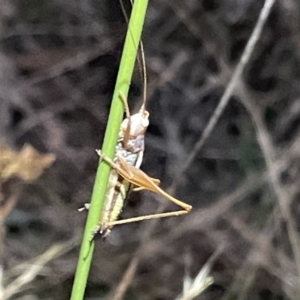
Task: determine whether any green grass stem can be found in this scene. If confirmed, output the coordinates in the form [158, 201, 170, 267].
[70, 1, 149, 299]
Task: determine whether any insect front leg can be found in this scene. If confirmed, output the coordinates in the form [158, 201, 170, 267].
[95, 150, 135, 182]
[96, 150, 120, 169]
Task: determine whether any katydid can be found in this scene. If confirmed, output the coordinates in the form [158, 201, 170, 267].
[82, 17, 191, 238]
[91, 64, 191, 238]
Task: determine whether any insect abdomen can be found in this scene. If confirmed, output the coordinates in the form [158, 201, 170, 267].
[99, 170, 130, 236]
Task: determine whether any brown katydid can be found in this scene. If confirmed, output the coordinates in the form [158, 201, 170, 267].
[91, 82, 191, 237]
[92, 92, 191, 237]
[87, 3, 191, 238]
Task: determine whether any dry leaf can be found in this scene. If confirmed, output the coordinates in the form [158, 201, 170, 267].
[0, 144, 55, 182]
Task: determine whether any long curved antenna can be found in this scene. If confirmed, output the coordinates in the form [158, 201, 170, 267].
[139, 40, 147, 115]
[119, 0, 148, 115]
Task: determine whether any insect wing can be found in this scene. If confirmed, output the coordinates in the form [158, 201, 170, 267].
[118, 158, 192, 211]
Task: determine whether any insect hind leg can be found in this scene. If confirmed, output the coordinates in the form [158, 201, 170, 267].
[108, 210, 188, 226]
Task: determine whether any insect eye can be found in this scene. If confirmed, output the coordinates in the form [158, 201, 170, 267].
[142, 119, 149, 128]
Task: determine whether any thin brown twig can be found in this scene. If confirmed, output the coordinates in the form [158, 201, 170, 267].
[169, 0, 276, 192]
[0, 184, 23, 291]
[221, 212, 276, 300]
[26, 45, 113, 86]
[228, 211, 298, 299]
[3, 236, 80, 300]
[0, 188, 22, 225]
[110, 257, 139, 300]
[237, 80, 300, 287]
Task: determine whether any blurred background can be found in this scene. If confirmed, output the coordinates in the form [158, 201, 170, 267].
[1, 0, 300, 299]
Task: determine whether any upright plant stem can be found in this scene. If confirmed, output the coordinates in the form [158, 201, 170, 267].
[70, 1, 149, 299]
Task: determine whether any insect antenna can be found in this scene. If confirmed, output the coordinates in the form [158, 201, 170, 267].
[139, 40, 148, 116]
[119, 0, 148, 116]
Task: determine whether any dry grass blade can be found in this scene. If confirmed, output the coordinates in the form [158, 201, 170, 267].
[177, 268, 213, 300]
[3, 236, 79, 300]
[176, 249, 221, 300]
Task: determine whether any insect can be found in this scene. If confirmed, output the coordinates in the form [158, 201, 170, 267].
[85, 7, 192, 238]
[93, 93, 191, 237]
[91, 52, 192, 238]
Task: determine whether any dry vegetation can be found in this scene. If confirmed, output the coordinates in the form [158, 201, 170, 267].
[1, 0, 300, 299]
